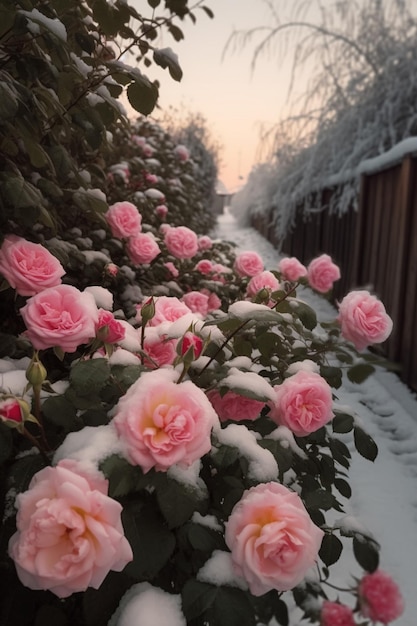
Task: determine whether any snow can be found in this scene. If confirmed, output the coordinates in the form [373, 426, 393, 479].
[197, 550, 248, 590]
[216, 423, 278, 482]
[108, 582, 186, 626]
[213, 211, 417, 625]
[53, 424, 123, 470]
[221, 367, 276, 402]
[20, 8, 67, 41]
[84, 286, 113, 310]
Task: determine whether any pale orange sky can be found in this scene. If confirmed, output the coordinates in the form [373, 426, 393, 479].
[125, 1, 311, 191]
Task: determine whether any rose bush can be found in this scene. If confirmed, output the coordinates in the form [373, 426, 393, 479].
[0, 2, 404, 623]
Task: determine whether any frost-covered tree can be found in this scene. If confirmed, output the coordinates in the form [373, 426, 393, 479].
[228, 0, 417, 241]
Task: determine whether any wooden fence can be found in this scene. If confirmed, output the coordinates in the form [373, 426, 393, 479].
[251, 154, 417, 392]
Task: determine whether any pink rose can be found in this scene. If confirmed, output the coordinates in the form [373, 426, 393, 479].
[207, 291, 222, 312]
[105, 201, 142, 239]
[307, 254, 341, 293]
[164, 261, 179, 278]
[145, 172, 158, 185]
[127, 233, 160, 265]
[358, 570, 404, 624]
[136, 296, 191, 327]
[269, 370, 334, 437]
[0, 235, 65, 296]
[8, 460, 132, 598]
[182, 291, 209, 317]
[195, 259, 214, 275]
[20, 284, 98, 353]
[96, 309, 126, 344]
[174, 144, 190, 161]
[156, 204, 168, 219]
[105, 263, 119, 277]
[113, 368, 219, 473]
[198, 235, 213, 251]
[337, 290, 393, 351]
[143, 329, 177, 368]
[164, 226, 199, 259]
[321, 601, 356, 626]
[225, 482, 324, 595]
[246, 271, 280, 298]
[234, 251, 264, 277]
[278, 257, 307, 282]
[207, 389, 265, 422]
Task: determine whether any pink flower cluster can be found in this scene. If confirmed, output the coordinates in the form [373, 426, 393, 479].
[225, 482, 324, 595]
[358, 569, 404, 624]
[320, 601, 355, 626]
[105, 201, 160, 265]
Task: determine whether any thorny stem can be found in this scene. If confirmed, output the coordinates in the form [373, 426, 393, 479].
[32, 384, 50, 452]
[23, 427, 51, 465]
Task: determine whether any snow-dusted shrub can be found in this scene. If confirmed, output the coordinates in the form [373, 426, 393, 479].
[0, 219, 403, 624]
[229, 0, 417, 239]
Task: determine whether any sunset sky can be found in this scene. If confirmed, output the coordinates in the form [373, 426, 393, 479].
[127, 0, 312, 191]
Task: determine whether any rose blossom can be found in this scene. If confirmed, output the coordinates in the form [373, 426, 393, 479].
[143, 329, 177, 368]
[207, 291, 222, 311]
[207, 389, 265, 422]
[278, 257, 307, 282]
[8, 460, 133, 598]
[164, 226, 199, 259]
[174, 144, 189, 161]
[182, 291, 210, 317]
[96, 309, 126, 344]
[20, 284, 98, 353]
[269, 370, 334, 437]
[112, 368, 219, 473]
[320, 601, 356, 626]
[358, 570, 404, 624]
[136, 296, 192, 327]
[337, 290, 393, 351]
[127, 233, 160, 265]
[307, 254, 341, 293]
[0, 235, 65, 296]
[195, 259, 214, 275]
[105, 201, 142, 239]
[225, 482, 324, 595]
[155, 204, 168, 219]
[164, 261, 179, 278]
[198, 235, 213, 251]
[234, 251, 264, 277]
[246, 271, 280, 298]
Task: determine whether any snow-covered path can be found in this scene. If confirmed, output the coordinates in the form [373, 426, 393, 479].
[213, 211, 417, 625]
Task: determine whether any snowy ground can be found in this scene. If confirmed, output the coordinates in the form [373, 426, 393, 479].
[213, 210, 417, 625]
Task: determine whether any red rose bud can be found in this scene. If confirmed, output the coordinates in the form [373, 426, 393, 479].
[0, 396, 31, 429]
[105, 263, 118, 277]
[181, 332, 204, 361]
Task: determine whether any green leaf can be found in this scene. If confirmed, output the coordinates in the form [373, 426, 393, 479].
[34, 605, 69, 626]
[167, 23, 184, 41]
[82, 570, 132, 626]
[42, 395, 82, 431]
[303, 488, 340, 511]
[353, 426, 378, 461]
[8, 454, 47, 494]
[153, 47, 183, 81]
[353, 536, 379, 572]
[182, 580, 217, 621]
[100, 454, 148, 498]
[147, 0, 161, 6]
[127, 78, 159, 116]
[0, 423, 13, 463]
[156, 476, 205, 528]
[69, 358, 111, 396]
[0, 82, 19, 120]
[0, 176, 42, 210]
[187, 523, 224, 552]
[201, 6, 215, 18]
[334, 477, 352, 498]
[347, 363, 376, 384]
[122, 503, 176, 580]
[320, 364, 342, 389]
[291, 299, 317, 330]
[319, 533, 343, 566]
[332, 412, 354, 433]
